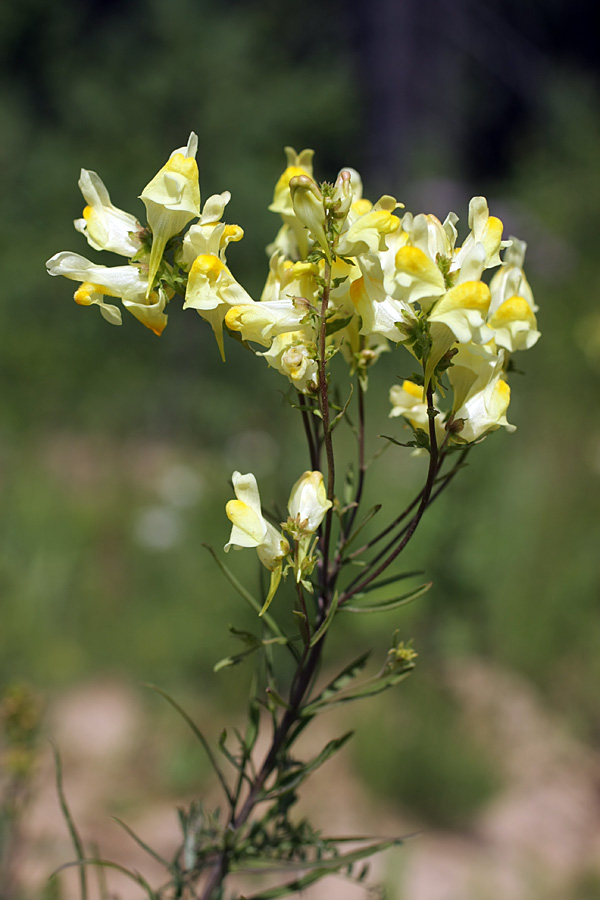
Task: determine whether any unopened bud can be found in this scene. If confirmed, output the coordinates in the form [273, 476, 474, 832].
[289, 175, 330, 260]
[331, 170, 353, 219]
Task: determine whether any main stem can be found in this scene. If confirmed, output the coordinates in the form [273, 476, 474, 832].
[317, 258, 335, 605]
[199, 260, 337, 900]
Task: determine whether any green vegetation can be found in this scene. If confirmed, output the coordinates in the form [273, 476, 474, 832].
[1, 0, 599, 847]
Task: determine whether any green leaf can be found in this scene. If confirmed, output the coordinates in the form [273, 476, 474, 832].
[51, 860, 156, 900]
[241, 839, 402, 898]
[325, 314, 353, 337]
[267, 731, 353, 798]
[143, 684, 232, 804]
[309, 592, 339, 647]
[218, 730, 245, 773]
[266, 686, 291, 710]
[213, 633, 290, 672]
[351, 570, 424, 595]
[342, 504, 382, 552]
[52, 742, 88, 900]
[379, 433, 418, 449]
[229, 626, 263, 648]
[302, 652, 370, 714]
[202, 544, 288, 646]
[341, 581, 432, 613]
[330, 384, 354, 431]
[111, 818, 171, 870]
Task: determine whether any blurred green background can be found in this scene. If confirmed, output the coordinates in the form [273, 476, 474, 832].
[1, 0, 600, 871]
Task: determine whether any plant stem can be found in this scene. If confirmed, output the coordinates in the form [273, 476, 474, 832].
[339, 385, 440, 604]
[317, 259, 335, 605]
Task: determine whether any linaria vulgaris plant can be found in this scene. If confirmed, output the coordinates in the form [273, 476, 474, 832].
[46, 134, 539, 899]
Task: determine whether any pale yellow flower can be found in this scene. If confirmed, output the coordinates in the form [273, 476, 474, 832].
[183, 254, 253, 359]
[225, 471, 289, 615]
[74, 169, 142, 257]
[287, 471, 332, 536]
[140, 132, 201, 294]
[45, 251, 168, 335]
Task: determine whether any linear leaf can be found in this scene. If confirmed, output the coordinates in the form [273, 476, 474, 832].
[52, 742, 88, 900]
[351, 570, 424, 595]
[143, 684, 232, 804]
[325, 314, 353, 337]
[266, 731, 354, 798]
[52, 860, 156, 900]
[342, 504, 382, 551]
[111, 818, 171, 870]
[202, 544, 288, 645]
[301, 652, 370, 716]
[241, 839, 402, 898]
[309, 592, 339, 648]
[331, 384, 354, 431]
[341, 581, 432, 613]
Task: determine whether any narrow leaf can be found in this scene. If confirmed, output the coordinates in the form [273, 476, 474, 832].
[325, 314, 353, 337]
[51, 742, 88, 900]
[341, 581, 432, 613]
[301, 652, 370, 716]
[351, 570, 424, 594]
[342, 505, 382, 552]
[242, 839, 402, 898]
[143, 684, 232, 804]
[309, 592, 339, 647]
[218, 730, 244, 773]
[202, 544, 287, 643]
[312, 668, 413, 711]
[52, 860, 156, 900]
[111, 818, 171, 870]
[265, 686, 291, 710]
[330, 384, 354, 431]
[267, 731, 353, 797]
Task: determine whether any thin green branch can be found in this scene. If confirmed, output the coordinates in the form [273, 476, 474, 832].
[339, 385, 440, 604]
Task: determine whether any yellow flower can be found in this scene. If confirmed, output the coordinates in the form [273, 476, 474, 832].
[450, 345, 515, 441]
[269, 147, 314, 217]
[74, 169, 142, 257]
[225, 472, 289, 615]
[287, 471, 332, 537]
[257, 331, 319, 394]
[140, 132, 201, 295]
[183, 254, 253, 360]
[45, 251, 168, 335]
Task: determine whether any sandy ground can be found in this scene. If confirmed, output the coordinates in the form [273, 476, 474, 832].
[10, 659, 600, 900]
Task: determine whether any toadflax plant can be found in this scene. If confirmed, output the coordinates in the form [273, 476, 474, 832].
[46, 134, 539, 899]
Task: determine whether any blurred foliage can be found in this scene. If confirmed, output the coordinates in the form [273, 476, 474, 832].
[353, 675, 500, 828]
[1, 0, 600, 839]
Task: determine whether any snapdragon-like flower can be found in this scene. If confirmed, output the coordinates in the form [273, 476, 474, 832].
[45, 251, 168, 335]
[449, 344, 515, 441]
[287, 471, 332, 537]
[141, 132, 201, 294]
[389, 381, 446, 447]
[258, 332, 319, 393]
[181, 192, 244, 267]
[335, 195, 402, 259]
[183, 255, 254, 359]
[349, 257, 415, 343]
[74, 169, 142, 257]
[289, 174, 330, 261]
[225, 471, 289, 615]
[268, 147, 315, 259]
[487, 237, 539, 352]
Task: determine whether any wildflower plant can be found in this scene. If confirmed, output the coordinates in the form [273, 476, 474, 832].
[46, 134, 539, 899]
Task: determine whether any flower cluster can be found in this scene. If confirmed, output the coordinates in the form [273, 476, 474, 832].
[46, 135, 539, 447]
[225, 469, 331, 613]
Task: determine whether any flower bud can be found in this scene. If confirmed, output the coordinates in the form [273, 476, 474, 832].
[289, 175, 330, 260]
[287, 470, 332, 536]
[331, 169, 353, 219]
